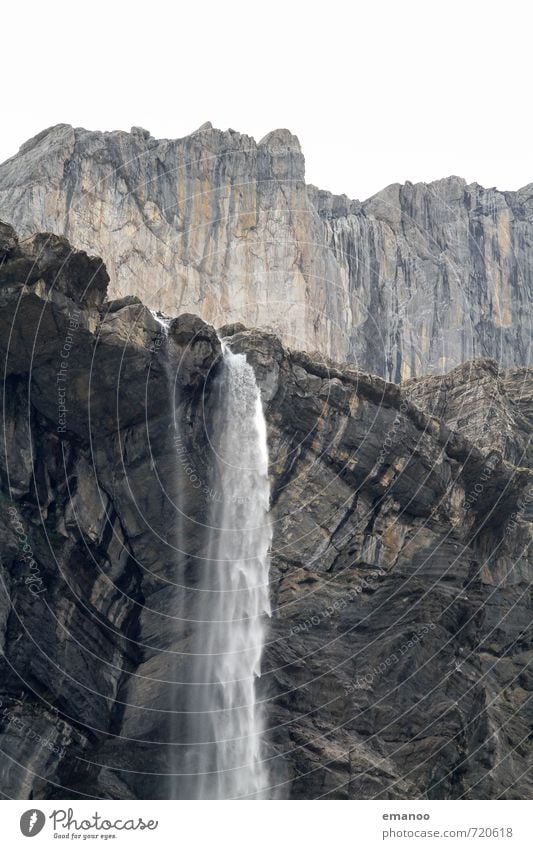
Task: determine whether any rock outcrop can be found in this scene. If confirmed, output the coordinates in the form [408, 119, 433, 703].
[0, 124, 531, 380]
[1, 222, 531, 799]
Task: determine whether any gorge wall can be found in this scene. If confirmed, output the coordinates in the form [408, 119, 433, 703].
[0, 123, 531, 381]
[1, 222, 531, 799]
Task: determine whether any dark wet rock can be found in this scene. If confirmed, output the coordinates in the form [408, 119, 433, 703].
[0, 230, 108, 308]
[0, 225, 531, 800]
[104, 295, 144, 314]
[0, 220, 18, 259]
[168, 312, 222, 387]
[218, 321, 247, 338]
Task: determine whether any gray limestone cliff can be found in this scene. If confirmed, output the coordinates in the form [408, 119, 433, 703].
[0, 124, 530, 380]
[1, 222, 531, 799]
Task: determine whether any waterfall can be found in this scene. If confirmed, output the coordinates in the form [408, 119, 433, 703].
[185, 343, 272, 799]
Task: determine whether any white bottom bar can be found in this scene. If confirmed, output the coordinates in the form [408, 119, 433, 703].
[2, 799, 530, 847]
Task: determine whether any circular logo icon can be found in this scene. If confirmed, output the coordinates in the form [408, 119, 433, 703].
[20, 809, 46, 837]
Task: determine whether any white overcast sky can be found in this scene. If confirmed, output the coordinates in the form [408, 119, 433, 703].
[2, 0, 531, 201]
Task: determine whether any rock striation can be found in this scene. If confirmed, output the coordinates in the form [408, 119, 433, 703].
[0, 222, 531, 799]
[0, 124, 531, 380]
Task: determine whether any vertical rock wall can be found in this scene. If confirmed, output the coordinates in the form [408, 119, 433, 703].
[0, 124, 530, 379]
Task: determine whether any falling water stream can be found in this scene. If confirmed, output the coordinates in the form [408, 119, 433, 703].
[184, 343, 272, 799]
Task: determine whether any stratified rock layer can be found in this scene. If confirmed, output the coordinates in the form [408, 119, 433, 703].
[0, 124, 531, 379]
[0, 223, 531, 799]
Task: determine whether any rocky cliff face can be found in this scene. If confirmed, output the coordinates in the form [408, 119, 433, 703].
[1, 222, 531, 799]
[0, 124, 530, 380]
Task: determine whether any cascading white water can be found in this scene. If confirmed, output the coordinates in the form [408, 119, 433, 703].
[188, 344, 272, 799]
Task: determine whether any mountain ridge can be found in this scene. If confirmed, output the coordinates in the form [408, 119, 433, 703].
[7, 121, 533, 203]
[0, 122, 530, 380]
[9, 122, 533, 200]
